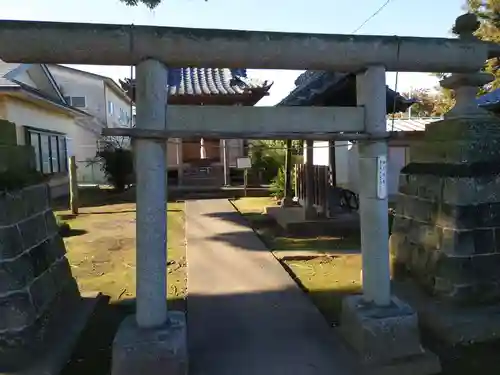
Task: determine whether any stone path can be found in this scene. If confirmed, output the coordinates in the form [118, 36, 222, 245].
[185, 199, 357, 375]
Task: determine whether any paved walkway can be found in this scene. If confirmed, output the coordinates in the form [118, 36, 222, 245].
[186, 199, 358, 375]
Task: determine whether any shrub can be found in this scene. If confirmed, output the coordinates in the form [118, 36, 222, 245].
[249, 140, 301, 185]
[270, 166, 286, 199]
[95, 141, 134, 192]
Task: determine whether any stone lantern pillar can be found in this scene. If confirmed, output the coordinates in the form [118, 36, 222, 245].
[391, 13, 500, 345]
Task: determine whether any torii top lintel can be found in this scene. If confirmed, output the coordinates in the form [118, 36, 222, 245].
[0, 19, 498, 73]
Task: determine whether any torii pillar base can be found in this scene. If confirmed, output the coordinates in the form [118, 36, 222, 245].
[340, 295, 440, 375]
[112, 312, 188, 375]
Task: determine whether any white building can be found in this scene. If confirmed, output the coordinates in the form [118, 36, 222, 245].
[47, 65, 134, 184]
[0, 61, 133, 195]
[308, 118, 440, 199]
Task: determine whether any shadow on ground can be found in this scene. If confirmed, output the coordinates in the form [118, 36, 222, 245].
[62, 288, 500, 375]
[205, 207, 360, 255]
[60, 228, 88, 238]
[61, 296, 185, 375]
[203, 201, 500, 375]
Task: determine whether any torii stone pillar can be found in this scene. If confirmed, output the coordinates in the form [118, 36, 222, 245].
[339, 66, 440, 375]
[356, 65, 391, 306]
[112, 59, 187, 375]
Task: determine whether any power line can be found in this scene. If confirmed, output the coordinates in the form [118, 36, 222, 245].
[352, 0, 395, 34]
[350, 0, 402, 131]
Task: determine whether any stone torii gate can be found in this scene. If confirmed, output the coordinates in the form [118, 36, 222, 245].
[0, 13, 497, 375]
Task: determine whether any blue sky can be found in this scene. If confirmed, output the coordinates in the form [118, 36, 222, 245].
[2, 0, 464, 105]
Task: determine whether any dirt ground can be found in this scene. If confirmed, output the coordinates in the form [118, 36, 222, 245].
[53, 188, 186, 375]
[58, 202, 186, 304]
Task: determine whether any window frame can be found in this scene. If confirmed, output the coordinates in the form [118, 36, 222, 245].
[64, 96, 87, 108]
[108, 100, 114, 116]
[25, 127, 68, 175]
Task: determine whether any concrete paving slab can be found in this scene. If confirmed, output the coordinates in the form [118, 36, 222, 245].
[186, 199, 358, 375]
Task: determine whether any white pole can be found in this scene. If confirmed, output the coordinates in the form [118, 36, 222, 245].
[408, 86, 412, 119]
[356, 65, 391, 306]
[135, 59, 168, 328]
[223, 139, 229, 186]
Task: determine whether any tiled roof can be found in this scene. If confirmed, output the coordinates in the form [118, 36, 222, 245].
[120, 68, 272, 100]
[166, 68, 272, 96]
[278, 71, 414, 113]
[0, 60, 21, 87]
[477, 88, 500, 107]
[386, 117, 441, 132]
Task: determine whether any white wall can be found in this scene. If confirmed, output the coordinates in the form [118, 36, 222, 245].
[105, 84, 132, 128]
[306, 138, 408, 198]
[4, 97, 74, 145]
[347, 144, 360, 194]
[166, 138, 182, 168]
[48, 66, 107, 123]
[334, 141, 350, 188]
[311, 141, 329, 166]
[2, 96, 103, 187]
[219, 139, 244, 167]
[2, 97, 74, 197]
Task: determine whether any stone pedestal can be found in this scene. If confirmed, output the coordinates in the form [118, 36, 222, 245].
[340, 295, 440, 375]
[391, 116, 500, 344]
[112, 312, 188, 375]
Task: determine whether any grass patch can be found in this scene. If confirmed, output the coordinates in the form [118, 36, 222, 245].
[285, 256, 361, 326]
[54, 187, 186, 375]
[232, 197, 362, 324]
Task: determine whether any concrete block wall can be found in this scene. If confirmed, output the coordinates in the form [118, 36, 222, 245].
[391, 117, 500, 306]
[0, 184, 80, 370]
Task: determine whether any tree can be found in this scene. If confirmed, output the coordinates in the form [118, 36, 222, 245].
[119, 0, 162, 7]
[402, 88, 455, 117]
[467, 0, 500, 92]
[119, 0, 206, 8]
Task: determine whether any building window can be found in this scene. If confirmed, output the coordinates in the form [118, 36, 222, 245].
[26, 128, 67, 174]
[119, 108, 131, 126]
[64, 96, 87, 108]
[108, 101, 114, 116]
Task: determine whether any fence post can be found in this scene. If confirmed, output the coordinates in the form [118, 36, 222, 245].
[69, 155, 79, 215]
